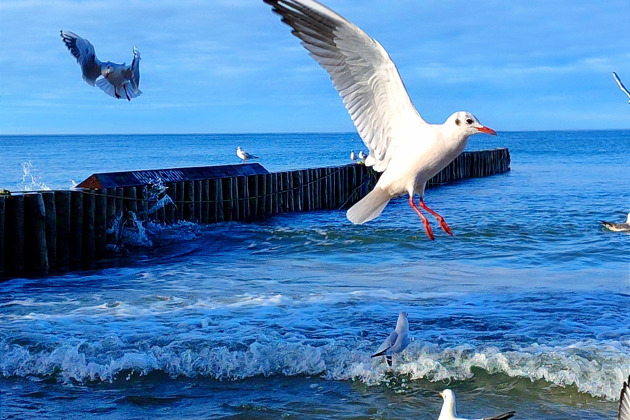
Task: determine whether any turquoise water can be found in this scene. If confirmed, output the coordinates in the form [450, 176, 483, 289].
[0, 131, 629, 419]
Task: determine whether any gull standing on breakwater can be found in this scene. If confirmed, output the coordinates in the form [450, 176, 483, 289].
[350, 150, 357, 162]
[371, 311, 410, 367]
[264, 0, 496, 240]
[60, 31, 141, 101]
[613, 72, 630, 104]
[438, 389, 516, 420]
[601, 213, 630, 232]
[237, 147, 259, 164]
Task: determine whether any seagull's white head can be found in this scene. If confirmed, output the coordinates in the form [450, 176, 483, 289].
[439, 389, 457, 416]
[237, 146, 242, 151]
[103, 64, 113, 79]
[447, 112, 497, 138]
[396, 311, 409, 331]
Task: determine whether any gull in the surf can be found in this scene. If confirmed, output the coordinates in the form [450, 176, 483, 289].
[237, 146, 259, 164]
[438, 389, 516, 420]
[264, 0, 496, 240]
[620, 375, 630, 420]
[613, 72, 630, 104]
[60, 31, 141, 101]
[371, 311, 410, 367]
[601, 213, 630, 232]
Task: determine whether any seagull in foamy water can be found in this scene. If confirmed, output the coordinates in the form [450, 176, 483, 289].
[601, 213, 630, 232]
[613, 72, 630, 104]
[60, 31, 141, 101]
[371, 311, 410, 367]
[237, 146, 258, 164]
[438, 389, 515, 420]
[619, 375, 630, 420]
[264, 0, 496, 240]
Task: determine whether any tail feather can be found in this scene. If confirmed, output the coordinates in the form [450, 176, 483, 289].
[484, 412, 516, 420]
[347, 187, 391, 224]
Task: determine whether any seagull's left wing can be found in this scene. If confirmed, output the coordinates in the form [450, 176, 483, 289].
[60, 30, 102, 86]
[613, 72, 630, 100]
[265, 0, 426, 172]
[371, 331, 397, 357]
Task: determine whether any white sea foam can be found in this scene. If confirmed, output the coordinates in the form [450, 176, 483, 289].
[1, 337, 627, 400]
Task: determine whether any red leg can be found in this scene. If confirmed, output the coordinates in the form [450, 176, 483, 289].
[419, 198, 453, 236]
[409, 196, 435, 240]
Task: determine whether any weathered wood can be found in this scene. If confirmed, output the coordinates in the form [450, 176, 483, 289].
[222, 177, 233, 222]
[70, 190, 83, 264]
[232, 177, 240, 220]
[201, 180, 210, 224]
[55, 191, 71, 268]
[176, 181, 185, 221]
[183, 181, 194, 222]
[137, 185, 149, 221]
[165, 183, 177, 224]
[95, 191, 107, 257]
[124, 187, 138, 214]
[4, 195, 25, 273]
[83, 190, 96, 261]
[215, 178, 224, 222]
[24, 194, 49, 272]
[41, 192, 57, 268]
[194, 180, 202, 223]
[0, 196, 4, 274]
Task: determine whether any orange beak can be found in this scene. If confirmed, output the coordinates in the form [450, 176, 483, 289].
[477, 126, 497, 135]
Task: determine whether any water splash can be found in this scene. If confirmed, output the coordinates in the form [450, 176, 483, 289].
[17, 160, 50, 191]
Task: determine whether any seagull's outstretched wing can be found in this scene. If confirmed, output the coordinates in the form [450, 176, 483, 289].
[265, 0, 426, 172]
[371, 330, 397, 358]
[60, 30, 102, 86]
[613, 72, 630, 101]
[130, 47, 141, 94]
[620, 375, 630, 420]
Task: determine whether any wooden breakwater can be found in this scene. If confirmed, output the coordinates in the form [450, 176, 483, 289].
[0, 148, 510, 278]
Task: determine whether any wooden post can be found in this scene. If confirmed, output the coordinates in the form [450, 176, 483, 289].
[201, 180, 210, 224]
[70, 190, 83, 264]
[215, 178, 224, 222]
[239, 176, 249, 220]
[232, 177, 240, 220]
[176, 181, 185, 221]
[194, 180, 202, 223]
[4, 195, 24, 274]
[95, 190, 107, 257]
[0, 196, 4, 275]
[165, 183, 177, 224]
[288, 172, 295, 212]
[41, 192, 57, 268]
[249, 175, 258, 219]
[265, 173, 273, 216]
[222, 177, 233, 221]
[183, 181, 194, 222]
[124, 187, 137, 214]
[272, 173, 279, 214]
[137, 185, 148, 221]
[55, 191, 71, 268]
[83, 190, 96, 261]
[24, 193, 49, 272]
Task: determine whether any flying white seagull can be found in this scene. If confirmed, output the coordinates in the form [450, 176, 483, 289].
[438, 389, 516, 420]
[264, 0, 496, 240]
[237, 146, 259, 164]
[601, 213, 630, 232]
[613, 72, 630, 104]
[371, 311, 411, 367]
[620, 375, 630, 420]
[60, 31, 141, 101]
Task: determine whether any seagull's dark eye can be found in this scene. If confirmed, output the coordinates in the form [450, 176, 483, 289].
[455, 119, 460, 126]
[466, 118, 474, 125]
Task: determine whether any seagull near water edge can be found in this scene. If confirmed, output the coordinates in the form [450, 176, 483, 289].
[601, 213, 630, 232]
[264, 0, 497, 240]
[438, 389, 515, 420]
[60, 31, 141, 101]
[370, 311, 411, 367]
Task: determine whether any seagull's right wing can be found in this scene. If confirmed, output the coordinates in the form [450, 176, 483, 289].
[265, 0, 426, 172]
[613, 72, 630, 100]
[130, 47, 141, 93]
[620, 375, 630, 420]
[60, 31, 102, 86]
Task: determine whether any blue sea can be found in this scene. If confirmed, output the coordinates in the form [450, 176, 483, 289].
[0, 131, 628, 419]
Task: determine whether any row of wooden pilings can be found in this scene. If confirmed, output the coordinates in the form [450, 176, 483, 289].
[0, 148, 510, 278]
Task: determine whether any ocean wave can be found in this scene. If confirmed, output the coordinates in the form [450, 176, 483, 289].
[1, 338, 627, 401]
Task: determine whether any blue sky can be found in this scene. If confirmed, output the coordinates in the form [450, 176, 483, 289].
[0, 0, 629, 134]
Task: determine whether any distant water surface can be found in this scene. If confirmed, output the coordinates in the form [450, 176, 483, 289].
[0, 130, 628, 419]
